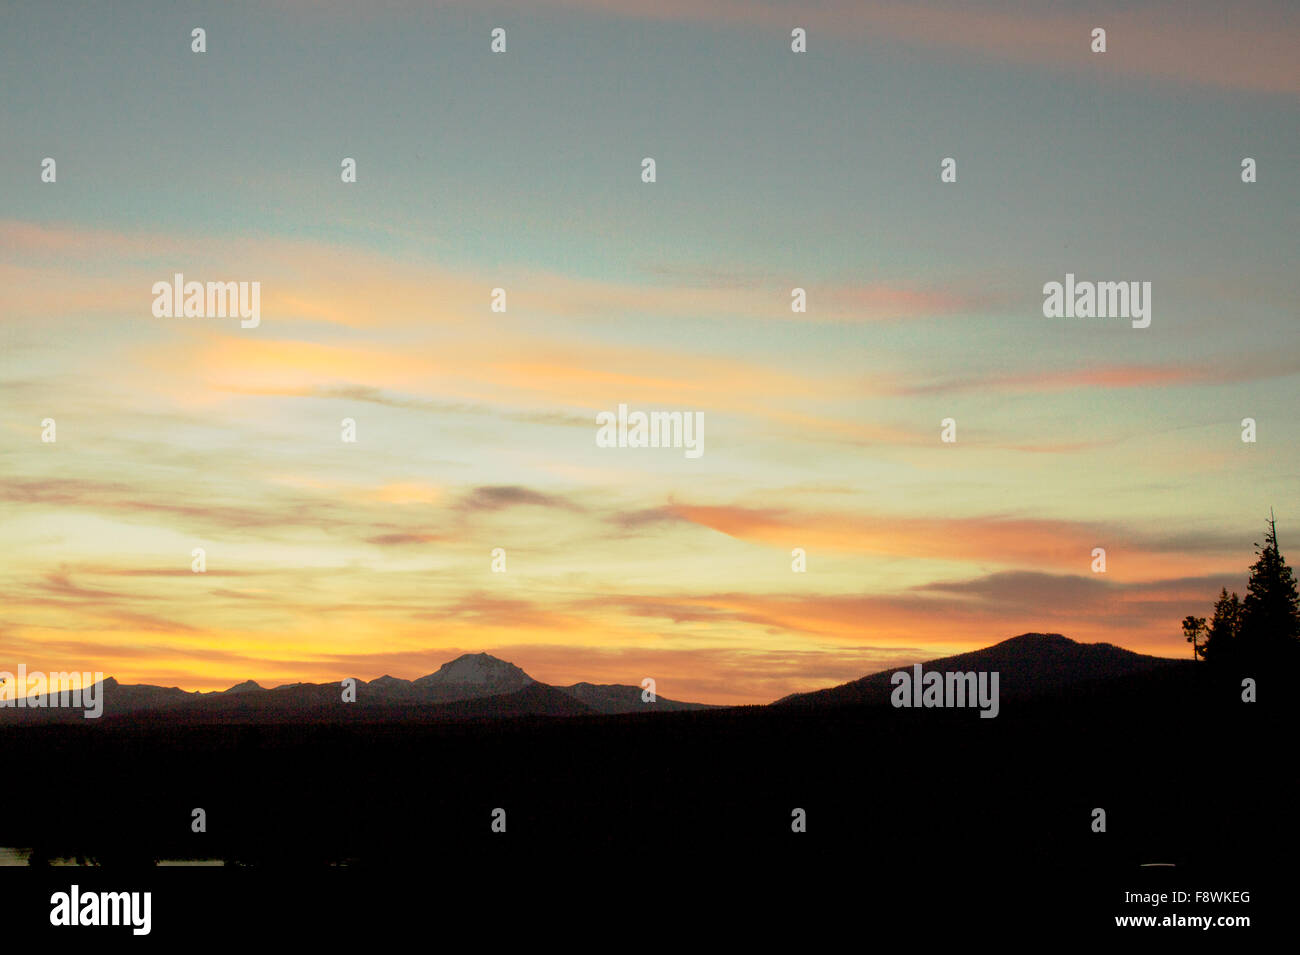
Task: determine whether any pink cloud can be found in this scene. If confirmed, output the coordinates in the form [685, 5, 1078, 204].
[493, 0, 1300, 96]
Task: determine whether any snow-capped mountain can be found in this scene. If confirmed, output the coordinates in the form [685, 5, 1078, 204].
[413, 652, 534, 698]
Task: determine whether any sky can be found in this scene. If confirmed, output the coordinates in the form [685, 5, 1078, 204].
[1, 0, 1297, 704]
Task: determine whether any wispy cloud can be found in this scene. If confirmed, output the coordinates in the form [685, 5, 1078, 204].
[451, 0, 1300, 95]
[657, 502, 1244, 578]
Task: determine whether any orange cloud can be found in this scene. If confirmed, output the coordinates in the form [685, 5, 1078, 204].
[905, 357, 1300, 395]
[660, 503, 1242, 580]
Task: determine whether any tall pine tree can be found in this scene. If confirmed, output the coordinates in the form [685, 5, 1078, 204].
[1238, 510, 1300, 664]
[1200, 588, 1241, 665]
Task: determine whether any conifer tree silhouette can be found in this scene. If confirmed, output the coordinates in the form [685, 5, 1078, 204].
[1238, 509, 1300, 665]
[1193, 511, 1298, 671]
[1200, 588, 1241, 665]
[1182, 614, 1207, 661]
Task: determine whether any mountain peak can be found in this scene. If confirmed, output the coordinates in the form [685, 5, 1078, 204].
[224, 680, 263, 694]
[414, 653, 533, 690]
[996, 632, 1075, 647]
[775, 632, 1176, 707]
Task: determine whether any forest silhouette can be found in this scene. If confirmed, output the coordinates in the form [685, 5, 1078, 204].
[1183, 511, 1300, 672]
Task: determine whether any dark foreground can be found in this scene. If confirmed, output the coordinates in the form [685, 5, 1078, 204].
[1, 664, 1292, 940]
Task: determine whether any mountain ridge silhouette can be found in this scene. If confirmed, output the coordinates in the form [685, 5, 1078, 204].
[0, 651, 714, 721]
[774, 631, 1183, 706]
[0, 636, 1186, 722]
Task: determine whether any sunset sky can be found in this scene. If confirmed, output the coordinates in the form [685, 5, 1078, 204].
[1, 0, 1297, 704]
